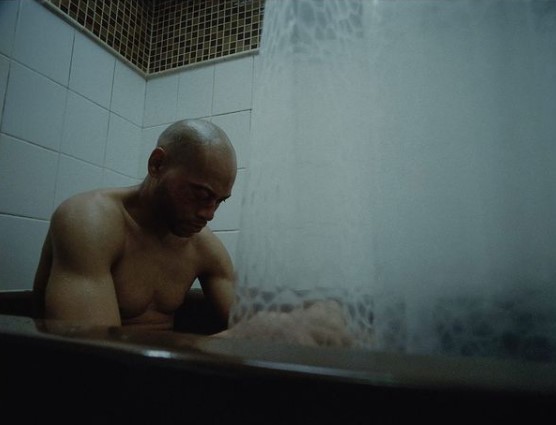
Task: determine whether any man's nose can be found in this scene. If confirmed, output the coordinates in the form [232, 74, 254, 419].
[197, 204, 217, 221]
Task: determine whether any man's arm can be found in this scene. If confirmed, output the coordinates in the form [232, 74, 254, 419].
[197, 230, 236, 327]
[195, 231, 354, 347]
[43, 196, 122, 326]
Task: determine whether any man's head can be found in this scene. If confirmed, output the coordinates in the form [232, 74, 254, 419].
[146, 119, 237, 237]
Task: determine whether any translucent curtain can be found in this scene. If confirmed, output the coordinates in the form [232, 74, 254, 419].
[233, 0, 556, 361]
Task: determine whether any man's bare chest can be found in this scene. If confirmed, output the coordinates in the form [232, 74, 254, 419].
[112, 235, 201, 318]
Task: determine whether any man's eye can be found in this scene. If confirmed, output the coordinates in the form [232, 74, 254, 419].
[194, 188, 211, 200]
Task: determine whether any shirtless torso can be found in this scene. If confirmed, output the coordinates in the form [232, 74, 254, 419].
[33, 186, 235, 331]
[33, 120, 237, 330]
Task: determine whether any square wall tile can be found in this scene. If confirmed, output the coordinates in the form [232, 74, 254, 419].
[61, 91, 109, 166]
[102, 169, 140, 189]
[54, 154, 103, 207]
[211, 111, 251, 169]
[2, 62, 66, 150]
[177, 64, 215, 119]
[0, 134, 58, 219]
[143, 74, 179, 127]
[13, 0, 73, 85]
[0, 214, 49, 290]
[0, 56, 9, 127]
[105, 114, 142, 178]
[69, 32, 115, 108]
[209, 169, 245, 231]
[0, 0, 19, 56]
[111, 60, 146, 126]
[213, 56, 254, 115]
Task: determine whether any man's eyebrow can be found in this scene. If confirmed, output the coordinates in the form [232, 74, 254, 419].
[192, 183, 231, 201]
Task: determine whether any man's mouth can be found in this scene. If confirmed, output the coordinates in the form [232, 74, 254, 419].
[182, 221, 206, 232]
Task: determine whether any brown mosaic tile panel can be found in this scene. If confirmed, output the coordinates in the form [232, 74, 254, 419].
[44, 0, 264, 75]
[149, 0, 264, 74]
[46, 0, 153, 73]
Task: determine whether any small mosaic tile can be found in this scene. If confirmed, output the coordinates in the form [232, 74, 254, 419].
[44, 0, 264, 75]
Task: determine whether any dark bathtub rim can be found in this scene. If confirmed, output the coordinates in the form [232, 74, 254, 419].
[1, 313, 556, 397]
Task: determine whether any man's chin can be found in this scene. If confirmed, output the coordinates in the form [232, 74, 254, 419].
[171, 225, 203, 238]
[172, 229, 194, 238]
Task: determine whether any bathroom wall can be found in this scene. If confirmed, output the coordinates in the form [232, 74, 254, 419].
[0, 0, 255, 291]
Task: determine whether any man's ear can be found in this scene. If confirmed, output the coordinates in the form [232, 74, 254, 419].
[148, 147, 167, 177]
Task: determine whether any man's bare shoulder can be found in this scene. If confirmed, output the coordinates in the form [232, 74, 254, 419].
[193, 226, 234, 271]
[194, 226, 229, 256]
[51, 187, 136, 245]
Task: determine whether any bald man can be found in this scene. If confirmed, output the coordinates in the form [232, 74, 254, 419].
[33, 119, 237, 331]
[33, 119, 354, 346]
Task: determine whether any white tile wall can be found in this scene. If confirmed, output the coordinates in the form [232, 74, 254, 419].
[211, 111, 251, 169]
[0, 134, 58, 219]
[143, 74, 179, 127]
[0, 55, 9, 127]
[177, 65, 215, 119]
[0, 214, 49, 290]
[61, 91, 109, 166]
[2, 62, 66, 150]
[213, 56, 254, 115]
[111, 60, 146, 126]
[102, 169, 140, 189]
[13, 0, 73, 85]
[0, 0, 19, 56]
[105, 114, 142, 178]
[54, 154, 104, 207]
[69, 32, 115, 108]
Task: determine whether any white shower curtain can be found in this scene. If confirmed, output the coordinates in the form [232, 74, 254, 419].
[232, 0, 556, 360]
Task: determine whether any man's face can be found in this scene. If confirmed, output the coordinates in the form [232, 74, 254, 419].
[154, 148, 236, 237]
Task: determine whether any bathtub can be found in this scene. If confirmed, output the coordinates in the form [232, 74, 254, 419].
[1, 290, 555, 424]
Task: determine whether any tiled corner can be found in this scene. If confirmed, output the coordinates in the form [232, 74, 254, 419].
[111, 60, 146, 126]
[147, 0, 263, 73]
[14, 0, 74, 85]
[61, 91, 110, 166]
[212, 56, 254, 115]
[69, 32, 116, 108]
[43, 0, 264, 75]
[105, 114, 142, 178]
[46, 0, 151, 73]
